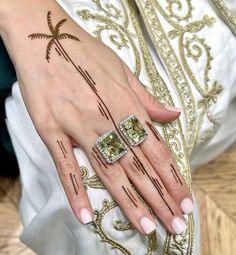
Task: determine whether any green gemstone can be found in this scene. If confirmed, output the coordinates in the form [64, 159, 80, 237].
[98, 131, 126, 162]
[123, 117, 147, 144]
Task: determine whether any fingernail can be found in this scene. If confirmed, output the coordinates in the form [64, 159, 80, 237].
[181, 198, 194, 214]
[164, 104, 182, 112]
[80, 208, 92, 224]
[171, 217, 187, 234]
[140, 217, 156, 234]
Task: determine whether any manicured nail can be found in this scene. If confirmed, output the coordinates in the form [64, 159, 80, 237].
[140, 217, 156, 234]
[171, 217, 187, 234]
[80, 208, 92, 224]
[164, 104, 182, 112]
[181, 198, 194, 214]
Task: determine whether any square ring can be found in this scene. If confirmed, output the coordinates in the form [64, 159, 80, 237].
[95, 130, 128, 164]
[119, 115, 148, 146]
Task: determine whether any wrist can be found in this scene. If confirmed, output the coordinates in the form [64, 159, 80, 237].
[0, 0, 57, 35]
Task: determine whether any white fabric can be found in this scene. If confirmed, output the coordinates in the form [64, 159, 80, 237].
[224, 0, 236, 16]
[4, 0, 236, 254]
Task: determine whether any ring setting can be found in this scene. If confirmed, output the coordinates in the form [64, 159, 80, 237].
[95, 130, 128, 164]
[119, 115, 148, 146]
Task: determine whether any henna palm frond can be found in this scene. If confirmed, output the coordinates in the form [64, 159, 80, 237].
[58, 33, 80, 41]
[28, 33, 52, 40]
[28, 11, 80, 63]
[46, 38, 55, 62]
[55, 19, 67, 36]
[47, 11, 55, 34]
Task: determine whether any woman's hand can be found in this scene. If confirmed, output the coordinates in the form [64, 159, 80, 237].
[0, 0, 193, 235]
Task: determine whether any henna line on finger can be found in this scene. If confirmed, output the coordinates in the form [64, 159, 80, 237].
[154, 177, 163, 190]
[171, 164, 183, 185]
[145, 121, 161, 142]
[92, 147, 108, 169]
[133, 154, 174, 215]
[133, 156, 146, 175]
[133, 160, 141, 173]
[98, 101, 109, 120]
[92, 152, 102, 167]
[151, 176, 164, 196]
[57, 140, 67, 158]
[70, 173, 79, 195]
[127, 187, 137, 202]
[73, 174, 80, 191]
[122, 186, 138, 207]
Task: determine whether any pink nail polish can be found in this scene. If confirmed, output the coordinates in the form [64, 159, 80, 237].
[171, 217, 187, 234]
[181, 198, 194, 214]
[140, 217, 156, 234]
[164, 104, 182, 112]
[80, 208, 92, 224]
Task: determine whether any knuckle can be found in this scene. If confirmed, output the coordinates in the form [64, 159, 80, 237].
[170, 183, 189, 196]
[103, 164, 124, 182]
[57, 159, 77, 177]
[151, 142, 172, 165]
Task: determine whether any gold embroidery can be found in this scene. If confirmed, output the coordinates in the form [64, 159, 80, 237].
[166, 0, 193, 21]
[113, 220, 133, 231]
[90, 199, 132, 255]
[81, 166, 105, 189]
[211, 0, 236, 36]
[168, 15, 223, 145]
[77, 1, 141, 77]
[135, 0, 198, 154]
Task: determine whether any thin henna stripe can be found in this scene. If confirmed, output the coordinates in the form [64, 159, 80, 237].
[146, 121, 161, 142]
[57, 140, 67, 158]
[55, 47, 61, 56]
[98, 105, 104, 117]
[70, 173, 78, 195]
[77, 65, 97, 93]
[54, 41, 69, 62]
[92, 147, 108, 169]
[122, 186, 138, 207]
[171, 164, 183, 185]
[73, 174, 80, 191]
[171, 168, 179, 184]
[133, 156, 146, 175]
[133, 160, 141, 172]
[98, 102, 109, 120]
[60, 141, 67, 155]
[92, 152, 102, 167]
[151, 176, 164, 196]
[85, 70, 96, 85]
[127, 187, 137, 202]
[154, 177, 163, 190]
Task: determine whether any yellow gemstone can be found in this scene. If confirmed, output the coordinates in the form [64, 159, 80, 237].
[123, 117, 147, 144]
[99, 131, 126, 162]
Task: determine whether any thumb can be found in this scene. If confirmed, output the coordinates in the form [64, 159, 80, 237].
[123, 63, 181, 122]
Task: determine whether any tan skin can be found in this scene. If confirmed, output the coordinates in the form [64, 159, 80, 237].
[0, 0, 193, 235]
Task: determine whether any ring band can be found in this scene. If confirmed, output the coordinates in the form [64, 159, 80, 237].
[95, 130, 128, 164]
[119, 114, 148, 146]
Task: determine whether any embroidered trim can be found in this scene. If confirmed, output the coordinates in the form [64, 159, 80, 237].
[211, 0, 236, 36]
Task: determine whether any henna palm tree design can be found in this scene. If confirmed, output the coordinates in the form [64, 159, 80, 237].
[28, 11, 80, 62]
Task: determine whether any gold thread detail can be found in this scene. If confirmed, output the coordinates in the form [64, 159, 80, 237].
[211, 0, 236, 36]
